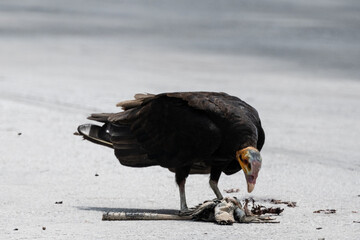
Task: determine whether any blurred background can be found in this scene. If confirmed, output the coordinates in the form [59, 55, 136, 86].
[1, 0, 359, 110]
[2, 0, 359, 161]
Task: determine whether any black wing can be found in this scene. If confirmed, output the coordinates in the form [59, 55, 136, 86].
[163, 92, 265, 175]
[99, 95, 222, 168]
[88, 92, 264, 173]
[165, 92, 264, 151]
[129, 96, 222, 168]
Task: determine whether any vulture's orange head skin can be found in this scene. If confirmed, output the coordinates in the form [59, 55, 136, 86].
[236, 147, 262, 193]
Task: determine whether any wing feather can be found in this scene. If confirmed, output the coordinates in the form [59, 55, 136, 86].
[86, 92, 265, 173]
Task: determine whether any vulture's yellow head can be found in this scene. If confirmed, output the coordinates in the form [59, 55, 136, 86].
[236, 147, 262, 193]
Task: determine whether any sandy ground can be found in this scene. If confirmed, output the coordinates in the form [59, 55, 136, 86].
[1, 1, 360, 239]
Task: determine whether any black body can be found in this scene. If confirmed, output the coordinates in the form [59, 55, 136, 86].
[79, 92, 265, 185]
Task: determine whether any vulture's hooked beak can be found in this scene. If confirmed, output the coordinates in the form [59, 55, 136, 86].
[236, 147, 262, 193]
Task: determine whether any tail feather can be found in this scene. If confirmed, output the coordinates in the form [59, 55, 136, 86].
[77, 122, 158, 168]
[80, 92, 160, 167]
[114, 150, 157, 167]
[88, 111, 135, 124]
[77, 124, 113, 148]
[116, 93, 155, 110]
[87, 113, 112, 122]
[111, 135, 139, 145]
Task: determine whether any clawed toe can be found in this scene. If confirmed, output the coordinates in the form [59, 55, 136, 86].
[178, 208, 193, 216]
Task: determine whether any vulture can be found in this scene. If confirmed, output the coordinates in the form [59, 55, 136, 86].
[77, 92, 265, 212]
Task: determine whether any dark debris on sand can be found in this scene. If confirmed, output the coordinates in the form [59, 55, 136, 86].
[313, 209, 336, 214]
[224, 188, 240, 193]
[247, 198, 284, 215]
[270, 199, 297, 207]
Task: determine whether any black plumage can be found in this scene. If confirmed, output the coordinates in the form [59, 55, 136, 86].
[78, 92, 265, 211]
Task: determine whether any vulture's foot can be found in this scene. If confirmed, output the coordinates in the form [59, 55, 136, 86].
[179, 202, 189, 215]
[178, 207, 193, 216]
[209, 180, 223, 200]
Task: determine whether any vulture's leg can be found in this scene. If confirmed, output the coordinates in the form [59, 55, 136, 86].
[175, 166, 191, 212]
[209, 167, 223, 199]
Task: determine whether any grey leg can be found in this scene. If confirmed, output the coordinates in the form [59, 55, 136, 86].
[178, 179, 188, 211]
[209, 179, 223, 199]
[210, 167, 223, 199]
[175, 166, 191, 212]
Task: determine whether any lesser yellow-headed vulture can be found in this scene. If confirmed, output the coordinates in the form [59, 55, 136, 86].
[77, 92, 265, 212]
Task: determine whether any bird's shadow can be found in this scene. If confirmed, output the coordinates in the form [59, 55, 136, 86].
[77, 206, 180, 215]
